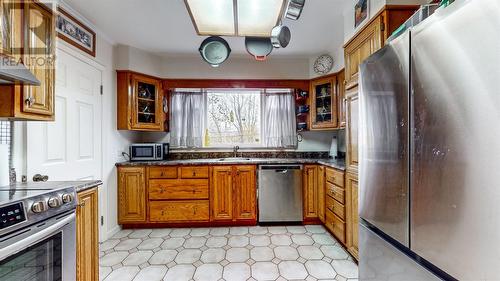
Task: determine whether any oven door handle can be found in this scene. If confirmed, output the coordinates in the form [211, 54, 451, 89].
[0, 213, 75, 261]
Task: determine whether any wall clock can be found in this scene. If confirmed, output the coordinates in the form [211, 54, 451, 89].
[313, 54, 334, 75]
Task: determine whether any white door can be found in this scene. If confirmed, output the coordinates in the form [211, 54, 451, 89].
[26, 45, 103, 234]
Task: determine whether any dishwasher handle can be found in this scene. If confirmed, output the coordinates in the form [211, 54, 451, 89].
[275, 169, 288, 174]
[259, 165, 303, 171]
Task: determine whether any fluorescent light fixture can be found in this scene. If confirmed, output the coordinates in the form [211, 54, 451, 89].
[185, 0, 235, 36]
[185, 0, 286, 37]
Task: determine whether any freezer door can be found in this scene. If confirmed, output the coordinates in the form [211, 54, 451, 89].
[359, 31, 410, 247]
[359, 221, 439, 281]
[410, 0, 500, 279]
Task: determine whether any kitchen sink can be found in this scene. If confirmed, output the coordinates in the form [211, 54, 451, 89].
[217, 157, 252, 161]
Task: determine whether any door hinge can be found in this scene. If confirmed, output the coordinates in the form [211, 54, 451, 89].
[100, 216, 104, 226]
[100, 85, 103, 95]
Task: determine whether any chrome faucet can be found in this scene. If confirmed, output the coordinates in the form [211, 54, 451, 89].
[233, 145, 240, 158]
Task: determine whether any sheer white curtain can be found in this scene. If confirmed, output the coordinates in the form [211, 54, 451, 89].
[264, 91, 297, 148]
[170, 91, 204, 148]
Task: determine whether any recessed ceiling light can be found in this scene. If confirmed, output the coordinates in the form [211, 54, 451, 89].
[185, 0, 286, 37]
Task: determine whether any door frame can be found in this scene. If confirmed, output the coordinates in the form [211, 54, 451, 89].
[55, 40, 107, 242]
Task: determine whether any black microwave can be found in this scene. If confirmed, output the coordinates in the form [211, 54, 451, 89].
[129, 143, 169, 161]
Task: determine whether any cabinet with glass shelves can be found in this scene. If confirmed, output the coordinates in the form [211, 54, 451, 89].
[310, 75, 338, 130]
[117, 71, 165, 131]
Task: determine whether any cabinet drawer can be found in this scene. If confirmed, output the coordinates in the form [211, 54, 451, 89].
[149, 200, 209, 222]
[149, 167, 178, 179]
[149, 179, 209, 200]
[326, 195, 345, 220]
[326, 182, 345, 204]
[325, 209, 346, 244]
[325, 168, 344, 187]
[180, 166, 209, 179]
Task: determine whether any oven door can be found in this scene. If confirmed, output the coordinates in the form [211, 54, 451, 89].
[0, 211, 76, 281]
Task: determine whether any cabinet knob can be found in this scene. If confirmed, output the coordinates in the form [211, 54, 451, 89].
[192, 171, 196, 176]
[25, 97, 34, 106]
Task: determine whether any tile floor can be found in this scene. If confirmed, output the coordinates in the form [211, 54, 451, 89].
[99, 225, 358, 281]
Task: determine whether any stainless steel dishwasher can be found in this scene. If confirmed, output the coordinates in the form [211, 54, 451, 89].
[258, 165, 303, 222]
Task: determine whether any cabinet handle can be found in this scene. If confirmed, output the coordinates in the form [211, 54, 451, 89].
[160, 187, 165, 193]
[192, 171, 196, 176]
[160, 172, 164, 177]
[25, 97, 34, 106]
[78, 202, 86, 208]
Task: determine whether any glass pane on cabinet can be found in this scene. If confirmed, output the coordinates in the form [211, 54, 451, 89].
[137, 82, 156, 124]
[315, 83, 332, 123]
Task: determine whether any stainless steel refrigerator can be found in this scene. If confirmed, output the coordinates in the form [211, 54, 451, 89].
[358, 0, 500, 280]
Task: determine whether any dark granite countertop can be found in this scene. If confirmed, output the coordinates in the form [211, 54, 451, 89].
[0, 180, 103, 193]
[116, 158, 346, 171]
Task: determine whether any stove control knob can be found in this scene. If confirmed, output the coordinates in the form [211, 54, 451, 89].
[48, 197, 62, 208]
[32, 201, 48, 213]
[62, 193, 74, 204]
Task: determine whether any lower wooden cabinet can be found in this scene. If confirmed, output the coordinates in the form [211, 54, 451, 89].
[210, 166, 233, 221]
[76, 187, 98, 281]
[303, 165, 319, 220]
[317, 166, 326, 223]
[117, 165, 256, 226]
[118, 167, 146, 223]
[346, 172, 359, 259]
[233, 166, 257, 221]
[150, 200, 209, 222]
[210, 165, 257, 222]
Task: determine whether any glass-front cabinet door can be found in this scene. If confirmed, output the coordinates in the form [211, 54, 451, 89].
[131, 74, 163, 131]
[310, 75, 338, 129]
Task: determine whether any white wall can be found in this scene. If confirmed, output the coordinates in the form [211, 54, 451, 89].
[162, 55, 310, 80]
[115, 45, 311, 80]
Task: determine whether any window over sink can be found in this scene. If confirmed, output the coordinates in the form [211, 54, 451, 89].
[206, 90, 262, 147]
[169, 88, 297, 149]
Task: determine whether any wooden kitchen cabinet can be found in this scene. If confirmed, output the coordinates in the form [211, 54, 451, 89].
[76, 187, 99, 281]
[303, 165, 318, 220]
[233, 165, 257, 221]
[0, 0, 55, 121]
[310, 75, 338, 130]
[345, 88, 359, 174]
[117, 70, 164, 131]
[210, 166, 233, 221]
[118, 167, 147, 223]
[317, 166, 326, 223]
[337, 69, 346, 128]
[210, 165, 257, 222]
[346, 172, 359, 260]
[343, 5, 417, 90]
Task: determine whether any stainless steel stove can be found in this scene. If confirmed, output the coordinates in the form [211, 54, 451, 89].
[0, 185, 77, 281]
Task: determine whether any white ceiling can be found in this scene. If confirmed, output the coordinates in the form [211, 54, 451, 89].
[64, 0, 346, 58]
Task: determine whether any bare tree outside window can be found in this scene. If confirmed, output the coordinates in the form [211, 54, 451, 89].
[206, 90, 261, 147]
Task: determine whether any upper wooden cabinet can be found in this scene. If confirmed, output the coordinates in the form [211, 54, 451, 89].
[210, 165, 257, 222]
[337, 69, 346, 128]
[76, 187, 99, 281]
[117, 71, 165, 131]
[344, 5, 417, 90]
[0, 1, 55, 121]
[118, 166, 147, 223]
[310, 75, 337, 130]
[345, 87, 359, 174]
